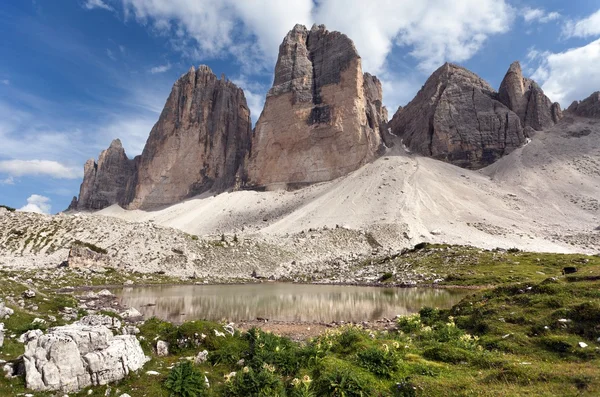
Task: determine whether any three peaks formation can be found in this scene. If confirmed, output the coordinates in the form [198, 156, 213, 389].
[69, 24, 600, 212]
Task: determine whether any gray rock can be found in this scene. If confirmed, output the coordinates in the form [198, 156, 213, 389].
[76, 139, 138, 211]
[67, 246, 111, 269]
[194, 350, 209, 364]
[156, 340, 169, 357]
[129, 66, 252, 209]
[22, 290, 36, 299]
[119, 307, 142, 320]
[22, 324, 148, 392]
[567, 91, 600, 118]
[0, 323, 4, 348]
[77, 315, 121, 330]
[498, 61, 561, 130]
[0, 301, 12, 319]
[389, 63, 526, 169]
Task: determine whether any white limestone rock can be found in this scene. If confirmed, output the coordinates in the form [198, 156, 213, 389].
[156, 340, 169, 357]
[22, 324, 148, 392]
[77, 314, 121, 330]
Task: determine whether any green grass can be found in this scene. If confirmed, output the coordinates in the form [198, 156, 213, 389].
[1, 245, 599, 396]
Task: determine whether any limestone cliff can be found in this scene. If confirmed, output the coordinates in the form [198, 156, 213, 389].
[498, 61, 561, 130]
[567, 91, 600, 118]
[129, 66, 252, 209]
[388, 63, 526, 169]
[244, 24, 385, 189]
[75, 139, 137, 210]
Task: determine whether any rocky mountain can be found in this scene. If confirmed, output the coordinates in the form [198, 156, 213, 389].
[567, 91, 600, 118]
[498, 61, 562, 130]
[74, 66, 252, 211]
[243, 24, 386, 189]
[72, 139, 137, 210]
[129, 65, 252, 209]
[388, 63, 526, 169]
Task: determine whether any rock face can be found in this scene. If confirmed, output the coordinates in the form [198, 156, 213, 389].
[567, 92, 600, 118]
[389, 63, 526, 169]
[67, 245, 112, 269]
[23, 324, 148, 392]
[76, 139, 137, 210]
[244, 24, 385, 189]
[129, 66, 252, 209]
[498, 61, 562, 130]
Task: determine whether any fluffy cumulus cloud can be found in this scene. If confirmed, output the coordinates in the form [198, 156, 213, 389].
[563, 9, 600, 38]
[116, 0, 513, 76]
[532, 38, 600, 106]
[19, 194, 52, 214]
[522, 8, 561, 24]
[315, 0, 514, 73]
[0, 160, 82, 179]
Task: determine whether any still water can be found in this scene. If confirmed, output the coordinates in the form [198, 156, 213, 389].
[112, 283, 471, 323]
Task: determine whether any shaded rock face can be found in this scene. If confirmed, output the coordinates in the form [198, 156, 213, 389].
[129, 66, 252, 209]
[567, 92, 600, 118]
[389, 63, 526, 169]
[245, 24, 385, 189]
[75, 139, 137, 210]
[23, 324, 148, 392]
[498, 61, 562, 130]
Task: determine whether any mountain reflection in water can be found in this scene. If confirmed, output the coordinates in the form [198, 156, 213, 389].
[112, 283, 470, 323]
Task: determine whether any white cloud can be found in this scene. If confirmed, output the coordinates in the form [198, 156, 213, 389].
[83, 0, 113, 11]
[522, 8, 560, 24]
[315, 0, 514, 74]
[0, 160, 82, 179]
[18, 194, 52, 214]
[532, 38, 600, 107]
[119, 0, 512, 76]
[0, 176, 14, 185]
[563, 9, 600, 38]
[149, 63, 171, 74]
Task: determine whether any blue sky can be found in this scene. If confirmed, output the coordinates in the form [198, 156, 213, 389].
[1, 0, 599, 213]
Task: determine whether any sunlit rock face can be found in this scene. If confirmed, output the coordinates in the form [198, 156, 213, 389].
[244, 24, 386, 190]
[388, 63, 527, 169]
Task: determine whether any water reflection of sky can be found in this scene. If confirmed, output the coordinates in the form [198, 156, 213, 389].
[112, 284, 471, 323]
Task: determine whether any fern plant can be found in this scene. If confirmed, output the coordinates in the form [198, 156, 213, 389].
[164, 361, 207, 397]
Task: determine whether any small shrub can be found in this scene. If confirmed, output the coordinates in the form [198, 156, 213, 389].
[418, 307, 441, 325]
[378, 272, 393, 282]
[72, 240, 108, 255]
[313, 367, 370, 397]
[164, 361, 207, 397]
[392, 377, 417, 397]
[396, 314, 422, 334]
[0, 205, 16, 212]
[224, 367, 285, 397]
[356, 346, 398, 378]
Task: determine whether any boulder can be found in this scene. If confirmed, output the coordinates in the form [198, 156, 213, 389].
[194, 350, 209, 364]
[75, 139, 138, 211]
[156, 340, 169, 357]
[119, 307, 142, 320]
[244, 24, 385, 190]
[67, 245, 111, 269]
[388, 63, 526, 169]
[567, 92, 600, 118]
[22, 324, 148, 392]
[129, 65, 252, 209]
[22, 290, 36, 299]
[498, 61, 562, 130]
[0, 323, 4, 348]
[77, 315, 121, 330]
[0, 301, 14, 319]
